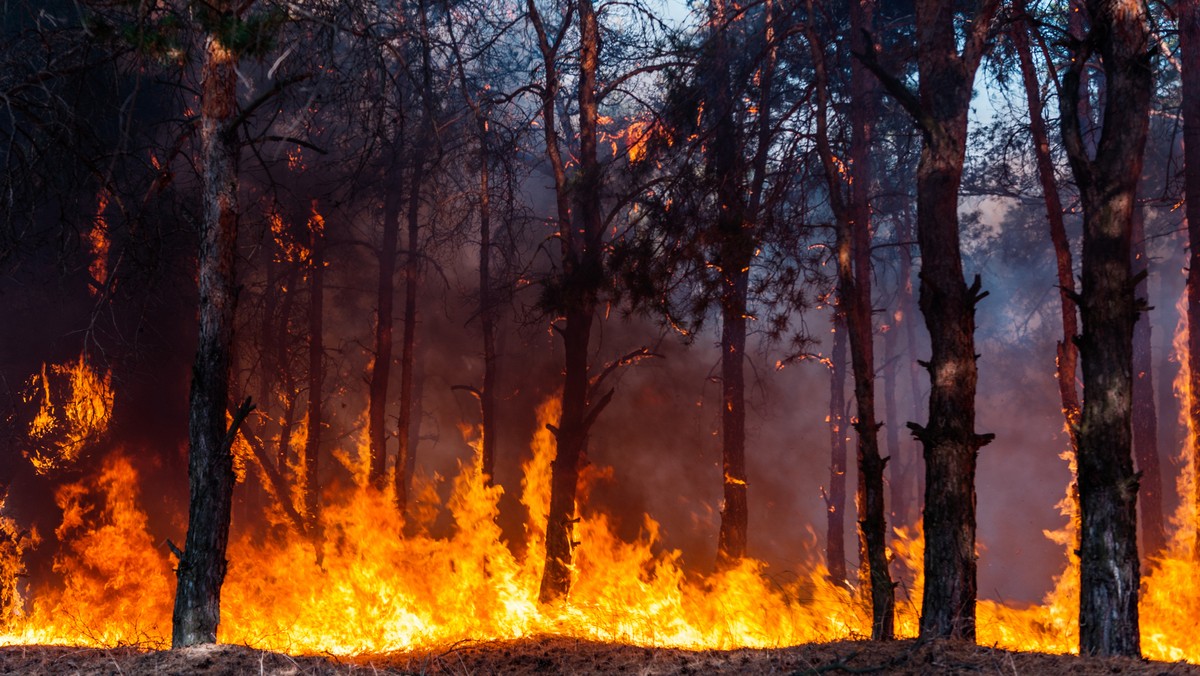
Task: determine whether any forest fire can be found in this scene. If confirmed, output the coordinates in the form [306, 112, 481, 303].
[7, 0, 1200, 671]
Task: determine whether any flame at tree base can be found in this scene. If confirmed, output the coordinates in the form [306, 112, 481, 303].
[0, 398, 1197, 660]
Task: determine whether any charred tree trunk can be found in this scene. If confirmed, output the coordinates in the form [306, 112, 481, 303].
[827, 313, 849, 583]
[1131, 206, 1166, 558]
[529, 0, 608, 603]
[304, 211, 325, 555]
[172, 14, 246, 648]
[861, 0, 999, 640]
[809, 0, 892, 638]
[1180, 0, 1200, 562]
[1061, 0, 1150, 657]
[368, 160, 402, 490]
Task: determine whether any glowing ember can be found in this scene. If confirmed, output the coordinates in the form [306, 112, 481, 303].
[24, 355, 115, 475]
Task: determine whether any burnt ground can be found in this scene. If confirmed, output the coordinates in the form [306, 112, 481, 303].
[0, 637, 1196, 675]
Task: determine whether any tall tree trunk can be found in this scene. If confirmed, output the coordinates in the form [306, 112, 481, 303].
[1061, 0, 1150, 657]
[1013, 2, 1082, 444]
[532, 0, 608, 603]
[1131, 205, 1166, 558]
[1179, 0, 1200, 563]
[709, 0, 752, 566]
[479, 118, 498, 484]
[827, 313, 849, 583]
[172, 14, 245, 647]
[395, 0, 437, 518]
[275, 266, 299, 474]
[394, 159, 424, 517]
[304, 209, 325, 556]
[809, 0, 892, 638]
[368, 160, 402, 490]
[883, 304, 906, 526]
[898, 205, 923, 518]
[863, 0, 999, 641]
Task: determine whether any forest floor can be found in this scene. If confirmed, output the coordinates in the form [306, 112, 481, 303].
[1, 636, 1197, 675]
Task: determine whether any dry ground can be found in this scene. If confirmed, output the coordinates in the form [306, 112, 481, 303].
[1, 636, 1196, 675]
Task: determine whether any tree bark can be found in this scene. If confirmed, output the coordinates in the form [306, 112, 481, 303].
[172, 12, 243, 647]
[529, 0, 607, 603]
[827, 312, 849, 583]
[1131, 205, 1166, 558]
[1060, 0, 1150, 657]
[1012, 2, 1082, 444]
[304, 208, 325, 556]
[368, 159, 402, 490]
[861, 0, 998, 640]
[1179, 0, 1200, 563]
[809, 0, 892, 638]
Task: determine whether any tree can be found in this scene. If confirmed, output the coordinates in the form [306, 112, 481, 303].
[171, 0, 255, 647]
[1179, 0, 1200, 563]
[859, 0, 999, 640]
[1060, 0, 1152, 657]
[807, 0, 893, 639]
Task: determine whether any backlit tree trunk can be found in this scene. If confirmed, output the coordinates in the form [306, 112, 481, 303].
[809, 0, 892, 638]
[172, 10, 245, 647]
[862, 0, 999, 640]
[1060, 0, 1150, 657]
[826, 313, 849, 583]
[1131, 205, 1166, 558]
[368, 159, 402, 490]
[304, 209, 325, 555]
[529, 0, 608, 603]
[1179, 0, 1200, 562]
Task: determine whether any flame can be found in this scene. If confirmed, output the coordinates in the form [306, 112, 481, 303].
[88, 190, 111, 293]
[4, 358, 1200, 661]
[25, 355, 114, 474]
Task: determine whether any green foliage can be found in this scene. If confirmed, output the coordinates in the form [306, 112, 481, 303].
[190, 2, 288, 58]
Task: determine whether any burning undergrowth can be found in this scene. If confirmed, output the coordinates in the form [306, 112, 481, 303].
[0, 384, 1199, 662]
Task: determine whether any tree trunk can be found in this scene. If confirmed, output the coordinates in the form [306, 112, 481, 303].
[172, 15, 243, 648]
[479, 118, 498, 484]
[809, 0, 892, 637]
[862, 0, 998, 640]
[533, 0, 607, 604]
[1180, 0, 1200, 563]
[1131, 205, 1166, 558]
[394, 158, 424, 517]
[304, 209, 325, 556]
[882, 304, 906, 527]
[1061, 0, 1150, 657]
[1012, 2, 1082, 442]
[368, 160, 402, 490]
[827, 313, 849, 583]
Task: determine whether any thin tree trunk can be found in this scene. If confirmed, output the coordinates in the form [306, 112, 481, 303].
[479, 121, 498, 483]
[1013, 3, 1082, 442]
[172, 15, 245, 647]
[275, 266, 298, 474]
[394, 159, 423, 517]
[368, 161, 402, 490]
[898, 205, 923, 517]
[809, 0, 892, 638]
[304, 210, 325, 557]
[1060, 0, 1150, 657]
[1179, 0, 1200, 563]
[883, 305, 905, 526]
[827, 312, 849, 583]
[1131, 205, 1166, 558]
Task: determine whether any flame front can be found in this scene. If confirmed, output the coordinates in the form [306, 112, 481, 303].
[3, 381, 1200, 658]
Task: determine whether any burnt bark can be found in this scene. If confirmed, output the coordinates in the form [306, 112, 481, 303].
[1180, 0, 1200, 563]
[172, 14, 244, 647]
[1060, 0, 1150, 657]
[1131, 206, 1166, 558]
[827, 313, 849, 583]
[860, 0, 998, 641]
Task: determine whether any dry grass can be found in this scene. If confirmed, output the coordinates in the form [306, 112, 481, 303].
[1, 636, 1196, 675]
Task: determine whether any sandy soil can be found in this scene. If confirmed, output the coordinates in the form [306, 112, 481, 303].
[1, 636, 1197, 675]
